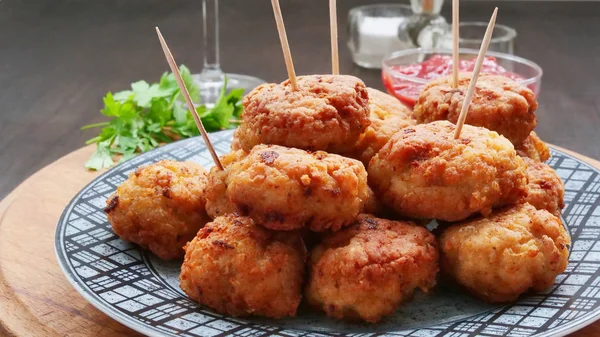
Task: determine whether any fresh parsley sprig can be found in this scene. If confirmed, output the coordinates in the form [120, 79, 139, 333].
[82, 65, 244, 170]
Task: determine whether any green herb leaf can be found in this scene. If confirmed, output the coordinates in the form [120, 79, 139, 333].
[82, 67, 246, 170]
[85, 143, 115, 170]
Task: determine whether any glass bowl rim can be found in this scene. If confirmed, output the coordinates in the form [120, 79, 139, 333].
[382, 48, 543, 86]
[459, 22, 517, 43]
[348, 3, 413, 16]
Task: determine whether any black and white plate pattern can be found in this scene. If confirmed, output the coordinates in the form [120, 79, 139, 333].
[56, 130, 600, 337]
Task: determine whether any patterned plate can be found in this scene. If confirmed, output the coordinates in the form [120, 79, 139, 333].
[56, 130, 600, 337]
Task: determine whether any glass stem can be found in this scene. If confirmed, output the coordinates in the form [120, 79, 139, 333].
[202, 0, 222, 74]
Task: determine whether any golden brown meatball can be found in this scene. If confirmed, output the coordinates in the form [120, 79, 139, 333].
[234, 75, 371, 153]
[440, 203, 570, 303]
[414, 73, 538, 145]
[205, 145, 370, 232]
[368, 121, 527, 221]
[306, 214, 438, 323]
[203, 150, 246, 218]
[523, 157, 565, 217]
[343, 88, 416, 166]
[105, 160, 210, 260]
[180, 215, 306, 318]
[516, 131, 551, 162]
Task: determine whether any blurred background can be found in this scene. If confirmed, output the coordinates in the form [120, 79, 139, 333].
[1, 0, 599, 198]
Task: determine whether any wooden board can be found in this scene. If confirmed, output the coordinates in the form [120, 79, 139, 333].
[0, 145, 599, 337]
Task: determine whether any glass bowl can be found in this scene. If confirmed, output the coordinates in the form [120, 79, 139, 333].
[381, 48, 543, 108]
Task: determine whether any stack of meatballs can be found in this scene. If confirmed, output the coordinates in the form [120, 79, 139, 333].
[105, 72, 569, 323]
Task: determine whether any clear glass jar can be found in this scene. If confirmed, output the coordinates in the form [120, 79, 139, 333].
[347, 4, 415, 69]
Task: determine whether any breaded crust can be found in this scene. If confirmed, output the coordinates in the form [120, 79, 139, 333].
[516, 131, 551, 162]
[414, 73, 538, 145]
[305, 214, 439, 323]
[180, 215, 306, 318]
[105, 160, 210, 260]
[368, 121, 528, 221]
[523, 157, 565, 217]
[235, 75, 371, 153]
[205, 145, 370, 232]
[440, 203, 570, 303]
[344, 88, 416, 166]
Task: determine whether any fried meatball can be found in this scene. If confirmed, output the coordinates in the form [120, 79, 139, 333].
[180, 215, 306, 318]
[205, 145, 369, 232]
[516, 131, 551, 162]
[440, 203, 570, 303]
[368, 121, 528, 221]
[343, 88, 416, 166]
[414, 73, 538, 145]
[105, 160, 210, 260]
[204, 150, 246, 218]
[306, 214, 438, 323]
[234, 75, 371, 153]
[523, 157, 565, 216]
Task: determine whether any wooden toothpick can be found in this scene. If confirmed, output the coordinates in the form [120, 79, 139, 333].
[155, 27, 224, 170]
[271, 0, 298, 90]
[453, 7, 498, 139]
[452, 0, 459, 88]
[330, 0, 339, 75]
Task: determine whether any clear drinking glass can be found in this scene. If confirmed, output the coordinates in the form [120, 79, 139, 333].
[193, 0, 265, 106]
[347, 4, 415, 69]
[439, 22, 517, 54]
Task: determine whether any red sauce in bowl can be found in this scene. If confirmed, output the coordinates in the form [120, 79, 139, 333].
[382, 55, 526, 108]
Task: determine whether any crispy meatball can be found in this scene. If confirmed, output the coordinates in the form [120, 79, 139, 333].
[204, 150, 245, 218]
[440, 203, 570, 303]
[368, 121, 528, 221]
[105, 160, 210, 260]
[414, 73, 538, 145]
[523, 157, 565, 216]
[180, 215, 306, 318]
[205, 145, 369, 232]
[343, 88, 416, 166]
[234, 75, 371, 153]
[516, 131, 551, 162]
[306, 214, 439, 323]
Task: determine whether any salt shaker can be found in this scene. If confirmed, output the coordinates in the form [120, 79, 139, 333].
[347, 4, 415, 69]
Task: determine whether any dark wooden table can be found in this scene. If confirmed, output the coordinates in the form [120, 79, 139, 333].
[1, 0, 599, 199]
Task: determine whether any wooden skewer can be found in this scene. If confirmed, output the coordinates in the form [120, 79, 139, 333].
[452, 0, 459, 88]
[271, 0, 298, 90]
[453, 7, 498, 139]
[155, 27, 224, 170]
[329, 0, 339, 75]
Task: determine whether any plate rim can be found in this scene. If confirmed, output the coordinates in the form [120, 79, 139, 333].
[54, 136, 600, 337]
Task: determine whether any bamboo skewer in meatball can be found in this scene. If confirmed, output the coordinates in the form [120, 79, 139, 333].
[205, 145, 370, 232]
[414, 72, 538, 145]
[440, 203, 570, 303]
[234, 1, 370, 153]
[105, 161, 211, 260]
[369, 10, 527, 222]
[106, 30, 229, 261]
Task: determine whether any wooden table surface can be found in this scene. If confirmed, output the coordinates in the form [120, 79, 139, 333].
[0, 0, 599, 335]
[1, 0, 600, 199]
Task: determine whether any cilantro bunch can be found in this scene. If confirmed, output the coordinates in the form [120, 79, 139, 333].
[82, 65, 244, 170]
